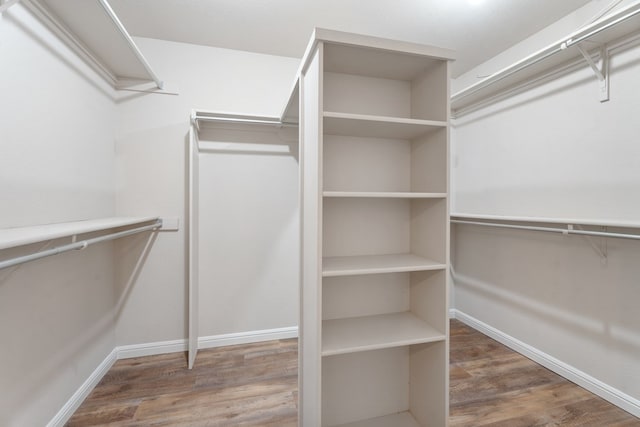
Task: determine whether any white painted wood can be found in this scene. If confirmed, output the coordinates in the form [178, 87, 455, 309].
[324, 191, 446, 199]
[324, 112, 445, 139]
[338, 412, 420, 427]
[332, 411, 421, 427]
[198, 326, 298, 350]
[324, 72, 411, 118]
[299, 44, 324, 427]
[0, 216, 158, 250]
[410, 341, 448, 426]
[322, 348, 410, 426]
[187, 124, 199, 369]
[299, 29, 451, 426]
[323, 273, 410, 321]
[24, 0, 161, 86]
[322, 312, 445, 356]
[323, 253, 446, 277]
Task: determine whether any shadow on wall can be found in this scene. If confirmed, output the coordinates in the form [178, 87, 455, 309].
[450, 248, 640, 359]
[0, 228, 157, 426]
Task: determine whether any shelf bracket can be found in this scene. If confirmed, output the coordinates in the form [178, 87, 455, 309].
[576, 44, 609, 102]
[573, 224, 608, 263]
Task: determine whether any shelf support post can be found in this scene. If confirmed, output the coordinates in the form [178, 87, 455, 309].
[576, 44, 609, 102]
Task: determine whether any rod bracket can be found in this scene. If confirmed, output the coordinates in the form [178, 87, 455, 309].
[576, 44, 609, 102]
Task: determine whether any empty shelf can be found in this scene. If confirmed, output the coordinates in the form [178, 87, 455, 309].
[322, 253, 446, 277]
[332, 411, 421, 427]
[324, 111, 445, 139]
[324, 191, 447, 199]
[322, 312, 445, 356]
[0, 217, 159, 250]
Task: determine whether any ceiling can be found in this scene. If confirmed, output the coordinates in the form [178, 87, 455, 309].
[109, 0, 592, 77]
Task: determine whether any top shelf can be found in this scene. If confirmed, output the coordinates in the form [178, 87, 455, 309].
[324, 111, 446, 139]
[0, 217, 159, 251]
[451, 2, 640, 116]
[23, 0, 162, 89]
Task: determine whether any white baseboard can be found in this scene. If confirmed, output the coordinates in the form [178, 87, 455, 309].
[198, 326, 298, 350]
[46, 348, 118, 427]
[117, 338, 187, 359]
[452, 309, 640, 418]
[50, 326, 299, 426]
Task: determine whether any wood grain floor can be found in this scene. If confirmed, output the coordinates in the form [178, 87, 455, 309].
[67, 320, 639, 426]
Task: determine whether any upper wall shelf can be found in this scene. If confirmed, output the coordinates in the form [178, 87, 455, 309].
[22, 0, 163, 89]
[451, 2, 640, 117]
[0, 217, 159, 251]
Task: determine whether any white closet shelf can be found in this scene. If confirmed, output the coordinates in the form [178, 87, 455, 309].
[324, 191, 447, 199]
[334, 411, 421, 427]
[0, 217, 159, 250]
[323, 111, 446, 139]
[451, 2, 640, 116]
[322, 312, 445, 357]
[23, 0, 163, 89]
[323, 253, 446, 277]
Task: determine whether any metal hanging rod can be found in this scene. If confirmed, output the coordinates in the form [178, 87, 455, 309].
[451, 219, 640, 241]
[193, 114, 298, 128]
[0, 220, 162, 270]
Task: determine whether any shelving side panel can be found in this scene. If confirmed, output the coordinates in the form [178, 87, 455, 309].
[323, 198, 410, 257]
[323, 273, 410, 321]
[322, 347, 410, 426]
[411, 269, 448, 335]
[324, 72, 410, 118]
[410, 198, 448, 263]
[324, 135, 410, 193]
[411, 128, 448, 193]
[410, 60, 449, 122]
[410, 341, 448, 427]
[300, 44, 324, 427]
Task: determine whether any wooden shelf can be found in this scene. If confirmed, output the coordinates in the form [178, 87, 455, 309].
[0, 217, 159, 250]
[322, 312, 445, 356]
[334, 411, 421, 427]
[324, 191, 446, 199]
[323, 253, 445, 277]
[451, 2, 640, 116]
[324, 111, 446, 139]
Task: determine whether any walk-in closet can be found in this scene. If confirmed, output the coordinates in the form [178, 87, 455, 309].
[2, 0, 640, 426]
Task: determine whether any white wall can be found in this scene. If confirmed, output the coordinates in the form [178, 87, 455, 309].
[0, 5, 117, 426]
[115, 38, 300, 345]
[451, 0, 640, 415]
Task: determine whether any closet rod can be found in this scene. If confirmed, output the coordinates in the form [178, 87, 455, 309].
[193, 114, 298, 128]
[451, 219, 640, 241]
[0, 220, 162, 270]
[96, 0, 164, 89]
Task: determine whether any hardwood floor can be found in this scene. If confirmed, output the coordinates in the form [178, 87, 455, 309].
[66, 339, 298, 426]
[450, 320, 640, 426]
[67, 321, 639, 426]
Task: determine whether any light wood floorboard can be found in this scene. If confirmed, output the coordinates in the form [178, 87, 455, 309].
[66, 320, 639, 426]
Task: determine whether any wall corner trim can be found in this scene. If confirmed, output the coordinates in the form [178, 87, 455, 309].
[452, 309, 640, 418]
[46, 348, 118, 427]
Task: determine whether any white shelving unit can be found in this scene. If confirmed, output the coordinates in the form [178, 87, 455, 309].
[298, 28, 453, 427]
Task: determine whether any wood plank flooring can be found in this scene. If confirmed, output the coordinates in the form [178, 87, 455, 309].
[67, 320, 639, 426]
[449, 320, 639, 426]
